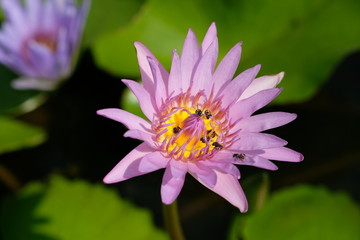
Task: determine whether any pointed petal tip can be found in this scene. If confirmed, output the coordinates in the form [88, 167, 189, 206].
[240, 206, 248, 213]
[96, 110, 103, 116]
[187, 28, 196, 36]
[238, 198, 248, 213]
[270, 165, 279, 171]
[133, 42, 144, 53]
[121, 78, 133, 85]
[184, 28, 198, 46]
[233, 42, 243, 49]
[134, 41, 143, 48]
[208, 22, 217, 32]
[134, 41, 151, 57]
[161, 196, 175, 205]
[289, 112, 298, 121]
[103, 174, 116, 184]
[95, 108, 124, 119]
[103, 168, 125, 184]
[123, 131, 131, 138]
[161, 180, 183, 204]
[227, 42, 242, 56]
[275, 72, 285, 85]
[279, 71, 285, 78]
[96, 109, 109, 116]
[298, 153, 305, 162]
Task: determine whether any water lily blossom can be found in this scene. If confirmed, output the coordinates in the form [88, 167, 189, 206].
[97, 23, 303, 212]
[0, 0, 90, 90]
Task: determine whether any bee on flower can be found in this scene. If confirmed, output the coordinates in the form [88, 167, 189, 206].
[0, 0, 90, 90]
[97, 23, 303, 212]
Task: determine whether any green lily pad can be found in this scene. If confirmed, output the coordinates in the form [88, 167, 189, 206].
[239, 185, 360, 240]
[0, 175, 168, 240]
[0, 116, 46, 154]
[92, 0, 360, 103]
[83, 0, 145, 46]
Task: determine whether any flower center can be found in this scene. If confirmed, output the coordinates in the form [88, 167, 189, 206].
[154, 91, 231, 161]
[33, 33, 57, 53]
[21, 32, 58, 60]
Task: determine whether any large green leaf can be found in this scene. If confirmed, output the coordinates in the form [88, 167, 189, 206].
[92, 0, 360, 103]
[237, 185, 360, 240]
[83, 0, 144, 46]
[0, 116, 45, 154]
[0, 175, 168, 240]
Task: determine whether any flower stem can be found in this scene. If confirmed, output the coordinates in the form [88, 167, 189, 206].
[163, 201, 185, 240]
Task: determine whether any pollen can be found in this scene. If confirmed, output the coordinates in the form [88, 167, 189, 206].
[154, 90, 231, 161]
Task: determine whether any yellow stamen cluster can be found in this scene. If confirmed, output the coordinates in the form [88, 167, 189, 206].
[154, 91, 230, 161]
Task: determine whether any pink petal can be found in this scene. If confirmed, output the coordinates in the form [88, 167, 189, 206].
[26, 0, 42, 30]
[2, 0, 27, 34]
[212, 42, 242, 95]
[188, 162, 217, 188]
[232, 112, 297, 133]
[201, 22, 217, 55]
[96, 108, 151, 132]
[240, 72, 284, 100]
[191, 39, 218, 95]
[218, 64, 261, 108]
[206, 161, 241, 179]
[138, 151, 169, 172]
[123, 129, 156, 148]
[211, 150, 235, 163]
[230, 132, 288, 150]
[103, 143, 155, 184]
[235, 155, 278, 170]
[122, 79, 157, 120]
[168, 50, 182, 95]
[161, 162, 187, 204]
[147, 57, 168, 106]
[134, 41, 169, 93]
[257, 147, 304, 162]
[197, 170, 248, 212]
[180, 29, 200, 91]
[229, 88, 282, 121]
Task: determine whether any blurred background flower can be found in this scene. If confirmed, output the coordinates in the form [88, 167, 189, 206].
[0, 0, 90, 90]
[0, 0, 359, 239]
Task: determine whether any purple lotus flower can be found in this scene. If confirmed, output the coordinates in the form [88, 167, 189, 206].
[97, 23, 303, 212]
[0, 0, 90, 90]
